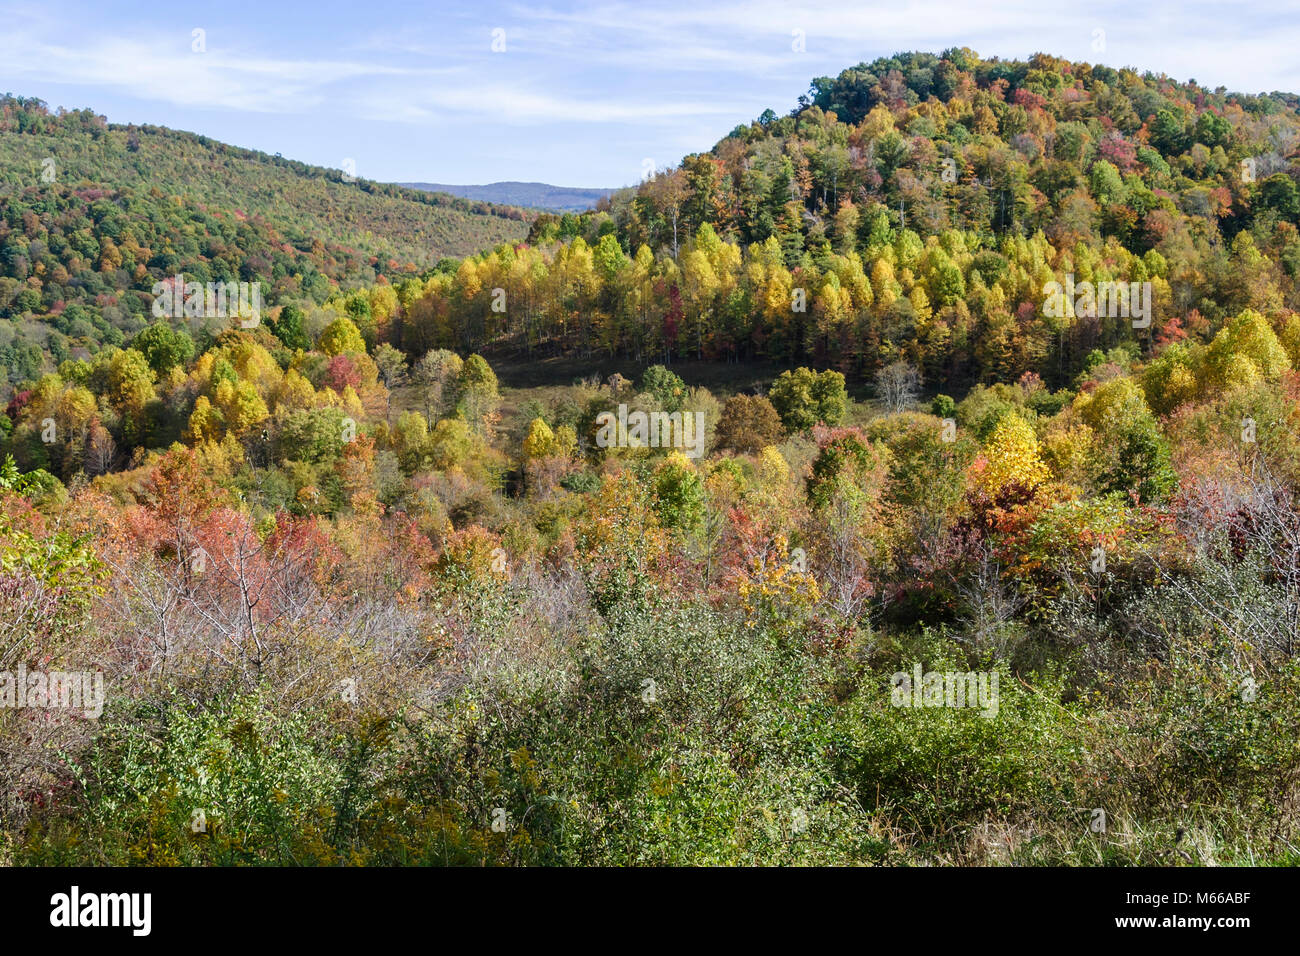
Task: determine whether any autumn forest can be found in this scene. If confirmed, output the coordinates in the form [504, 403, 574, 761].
[1, 46, 1300, 868]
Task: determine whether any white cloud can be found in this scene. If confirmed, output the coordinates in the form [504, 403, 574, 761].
[510, 0, 1300, 92]
[370, 85, 752, 125]
[3, 0, 1299, 183]
[0, 14, 460, 113]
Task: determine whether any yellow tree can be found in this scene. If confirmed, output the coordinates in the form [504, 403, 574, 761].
[681, 246, 719, 359]
[319, 317, 366, 357]
[973, 415, 1050, 498]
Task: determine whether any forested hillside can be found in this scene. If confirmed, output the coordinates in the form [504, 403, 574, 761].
[439, 50, 1300, 389]
[0, 95, 531, 390]
[2, 51, 1300, 868]
[402, 181, 617, 213]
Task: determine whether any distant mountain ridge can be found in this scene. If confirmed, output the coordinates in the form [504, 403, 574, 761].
[401, 181, 619, 213]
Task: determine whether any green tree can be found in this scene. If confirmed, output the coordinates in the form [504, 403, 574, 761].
[413, 349, 463, 420]
[1258, 174, 1300, 222]
[769, 367, 847, 431]
[272, 304, 311, 350]
[641, 364, 687, 412]
[652, 453, 705, 531]
[456, 354, 499, 436]
[132, 321, 195, 376]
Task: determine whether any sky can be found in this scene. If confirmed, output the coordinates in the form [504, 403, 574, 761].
[2, 0, 1299, 188]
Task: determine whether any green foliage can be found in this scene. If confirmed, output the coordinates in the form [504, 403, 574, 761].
[0, 94, 530, 348]
[270, 305, 311, 351]
[651, 454, 705, 531]
[7, 53, 1300, 870]
[640, 365, 687, 412]
[456, 355, 500, 435]
[1097, 414, 1177, 503]
[806, 429, 890, 511]
[132, 321, 195, 375]
[430, 417, 474, 470]
[841, 639, 1075, 829]
[277, 407, 350, 464]
[956, 384, 1019, 440]
[21, 696, 370, 865]
[768, 367, 847, 431]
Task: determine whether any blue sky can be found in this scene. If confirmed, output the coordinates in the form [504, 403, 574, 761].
[2, 0, 1299, 188]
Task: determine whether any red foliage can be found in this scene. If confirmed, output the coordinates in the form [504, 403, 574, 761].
[1155, 314, 1188, 347]
[325, 354, 361, 393]
[1012, 88, 1047, 111]
[6, 389, 31, 421]
[1098, 133, 1138, 173]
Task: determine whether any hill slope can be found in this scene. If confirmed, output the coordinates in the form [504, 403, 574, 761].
[474, 49, 1300, 383]
[0, 96, 532, 369]
[561, 49, 1300, 261]
[401, 181, 617, 213]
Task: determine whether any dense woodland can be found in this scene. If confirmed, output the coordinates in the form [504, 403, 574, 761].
[393, 51, 1300, 384]
[0, 94, 531, 392]
[2, 51, 1300, 866]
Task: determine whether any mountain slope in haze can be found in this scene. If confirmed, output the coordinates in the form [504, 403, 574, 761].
[401, 181, 617, 213]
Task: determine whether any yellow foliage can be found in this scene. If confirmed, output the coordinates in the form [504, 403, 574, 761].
[735, 532, 821, 622]
[337, 385, 365, 422]
[975, 415, 1051, 496]
[213, 378, 269, 437]
[522, 417, 555, 459]
[1202, 308, 1291, 392]
[552, 424, 578, 459]
[757, 446, 791, 488]
[318, 317, 366, 357]
[275, 367, 316, 412]
[185, 395, 224, 444]
[1041, 422, 1094, 486]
